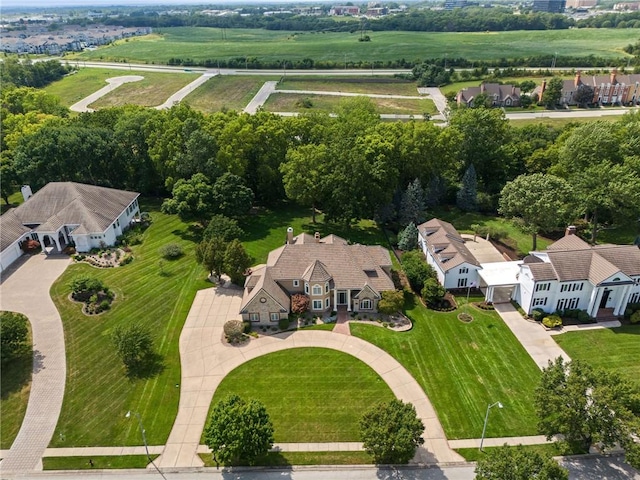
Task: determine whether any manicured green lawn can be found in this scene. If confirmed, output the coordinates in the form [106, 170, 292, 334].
[264, 92, 436, 116]
[240, 205, 388, 265]
[509, 115, 622, 128]
[351, 295, 541, 439]
[455, 443, 574, 462]
[72, 27, 633, 65]
[553, 326, 640, 389]
[199, 451, 374, 466]
[183, 74, 280, 113]
[430, 207, 552, 257]
[0, 318, 32, 449]
[208, 348, 395, 442]
[49, 203, 211, 447]
[279, 76, 419, 96]
[43, 455, 157, 470]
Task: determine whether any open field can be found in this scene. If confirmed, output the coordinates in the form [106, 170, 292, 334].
[183, 75, 279, 113]
[199, 451, 374, 466]
[209, 348, 395, 442]
[554, 325, 640, 389]
[73, 27, 634, 65]
[264, 92, 437, 115]
[351, 295, 541, 439]
[89, 71, 195, 109]
[49, 203, 211, 447]
[279, 76, 419, 95]
[0, 318, 32, 449]
[240, 205, 388, 265]
[508, 115, 624, 128]
[43, 455, 157, 470]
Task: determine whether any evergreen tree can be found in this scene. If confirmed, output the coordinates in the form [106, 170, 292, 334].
[457, 164, 478, 212]
[425, 175, 447, 208]
[397, 222, 419, 251]
[399, 178, 426, 226]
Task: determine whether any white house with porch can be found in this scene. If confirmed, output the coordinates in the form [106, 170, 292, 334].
[417, 218, 481, 290]
[0, 182, 139, 272]
[478, 233, 640, 319]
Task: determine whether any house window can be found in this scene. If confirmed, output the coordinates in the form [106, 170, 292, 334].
[532, 297, 547, 307]
[556, 297, 579, 311]
[312, 300, 323, 310]
[293, 280, 299, 287]
[249, 313, 260, 322]
[270, 312, 280, 322]
[535, 283, 550, 292]
[325, 298, 330, 308]
[325, 282, 329, 293]
[361, 299, 372, 310]
[459, 267, 468, 274]
[458, 278, 468, 288]
[630, 292, 640, 304]
[312, 284, 322, 296]
[305, 283, 309, 294]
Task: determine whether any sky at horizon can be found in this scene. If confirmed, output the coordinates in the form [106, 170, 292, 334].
[2, 0, 311, 7]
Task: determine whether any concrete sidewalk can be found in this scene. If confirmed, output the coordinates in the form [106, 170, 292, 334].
[0, 254, 71, 474]
[156, 286, 463, 469]
[494, 303, 570, 370]
[448, 435, 554, 449]
[70, 75, 144, 112]
[154, 73, 217, 110]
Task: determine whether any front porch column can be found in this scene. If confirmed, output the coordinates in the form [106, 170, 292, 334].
[589, 287, 604, 318]
[486, 286, 494, 303]
[347, 289, 351, 311]
[59, 227, 69, 244]
[614, 285, 631, 316]
[334, 288, 338, 309]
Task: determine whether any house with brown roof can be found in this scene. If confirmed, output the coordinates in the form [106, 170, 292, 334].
[510, 230, 640, 318]
[417, 218, 481, 290]
[240, 228, 395, 325]
[456, 83, 521, 108]
[0, 182, 140, 272]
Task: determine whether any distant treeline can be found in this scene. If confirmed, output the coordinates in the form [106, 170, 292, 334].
[164, 54, 637, 70]
[0, 58, 71, 88]
[97, 8, 640, 32]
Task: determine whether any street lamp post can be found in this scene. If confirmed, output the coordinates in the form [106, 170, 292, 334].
[479, 401, 503, 452]
[126, 411, 168, 479]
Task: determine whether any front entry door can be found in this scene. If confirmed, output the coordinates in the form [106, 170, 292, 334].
[338, 291, 347, 305]
[599, 289, 611, 308]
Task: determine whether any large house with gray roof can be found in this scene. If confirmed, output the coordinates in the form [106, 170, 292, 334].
[240, 228, 395, 325]
[417, 218, 481, 290]
[0, 182, 140, 272]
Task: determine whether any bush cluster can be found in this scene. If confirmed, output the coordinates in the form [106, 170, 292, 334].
[159, 243, 183, 259]
[542, 315, 562, 328]
[224, 320, 245, 343]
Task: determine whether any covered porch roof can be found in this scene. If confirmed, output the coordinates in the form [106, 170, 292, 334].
[478, 261, 523, 287]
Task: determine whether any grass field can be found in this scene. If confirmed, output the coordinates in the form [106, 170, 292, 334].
[455, 443, 574, 462]
[430, 207, 552, 257]
[89, 71, 195, 109]
[264, 92, 437, 115]
[42, 455, 157, 470]
[183, 75, 279, 113]
[49, 203, 211, 447]
[208, 348, 395, 442]
[199, 451, 374, 466]
[0, 318, 32, 449]
[509, 115, 624, 128]
[279, 76, 419, 95]
[72, 27, 634, 65]
[553, 326, 640, 389]
[351, 295, 541, 439]
[240, 205, 388, 265]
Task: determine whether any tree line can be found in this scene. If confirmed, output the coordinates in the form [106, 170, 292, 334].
[0, 58, 72, 88]
[2, 86, 639, 243]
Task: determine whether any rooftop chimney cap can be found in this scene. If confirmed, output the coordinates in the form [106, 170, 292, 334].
[287, 227, 293, 232]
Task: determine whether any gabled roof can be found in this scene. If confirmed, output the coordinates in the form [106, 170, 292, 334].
[417, 218, 480, 271]
[528, 263, 557, 281]
[301, 260, 332, 283]
[0, 182, 139, 253]
[546, 235, 590, 251]
[0, 209, 32, 251]
[240, 267, 289, 313]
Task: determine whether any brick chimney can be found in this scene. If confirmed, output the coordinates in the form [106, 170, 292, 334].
[480, 83, 486, 93]
[610, 68, 618, 85]
[314, 231, 321, 243]
[574, 70, 581, 88]
[286, 227, 294, 245]
[565, 225, 577, 236]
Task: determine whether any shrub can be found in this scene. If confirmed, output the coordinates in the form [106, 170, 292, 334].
[291, 294, 310, 314]
[224, 320, 245, 343]
[159, 243, 183, 259]
[0, 311, 29, 364]
[377, 290, 404, 314]
[577, 310, 592, 323]
[278, 317, 290, 330]
[242, 321, 252, 334]
[111, 323, 154, 372]
[99, 300, 111, 312]
[630, 310, 640, 325]
[69, 275, 105, 299]
[531, 308, 545, 322]
[402, 250, 437, 293]
[542, 315, 562, 328]
[421, 278, 446, 307]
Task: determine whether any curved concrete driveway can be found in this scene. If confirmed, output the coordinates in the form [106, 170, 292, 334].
[69, 75, 144, 112]
[157, 286, 463, 469]
[0, 254, 70, 474]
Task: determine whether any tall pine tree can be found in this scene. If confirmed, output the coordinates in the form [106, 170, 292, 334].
[457, 164, 478, 212]
[400, 179, 427, 226]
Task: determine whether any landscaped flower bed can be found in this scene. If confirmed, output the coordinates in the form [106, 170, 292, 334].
[69, 275, 114, 315]
[73, 248, 132, 268]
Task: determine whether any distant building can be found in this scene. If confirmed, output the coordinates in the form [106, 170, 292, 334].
[329, 5, 361, 15]
[566, 0, 597, 8]
[456, 83, 522, 107]
[532, 0, 566, 12]
[444, 0, 469, 9]
[613, 1, 640, 9]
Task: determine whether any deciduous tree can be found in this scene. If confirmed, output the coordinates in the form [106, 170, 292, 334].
[360, 399, 424, 464]
[161, 173, 215, 223]
[223, 239, 252, 285]
[195, 236, 227, 279]
[211, 172, 254, 219]
[377, 290, 405, 315]
[475, 445, 568, 480]
[203, 214, 244, 242]
[110, 323, 155, 374]
[542, 77, 563, 109]
[0, 311, 29, 364]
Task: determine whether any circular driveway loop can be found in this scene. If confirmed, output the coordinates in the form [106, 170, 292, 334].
[157, 286, 463, 468]
[0, 254, 71, 474]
